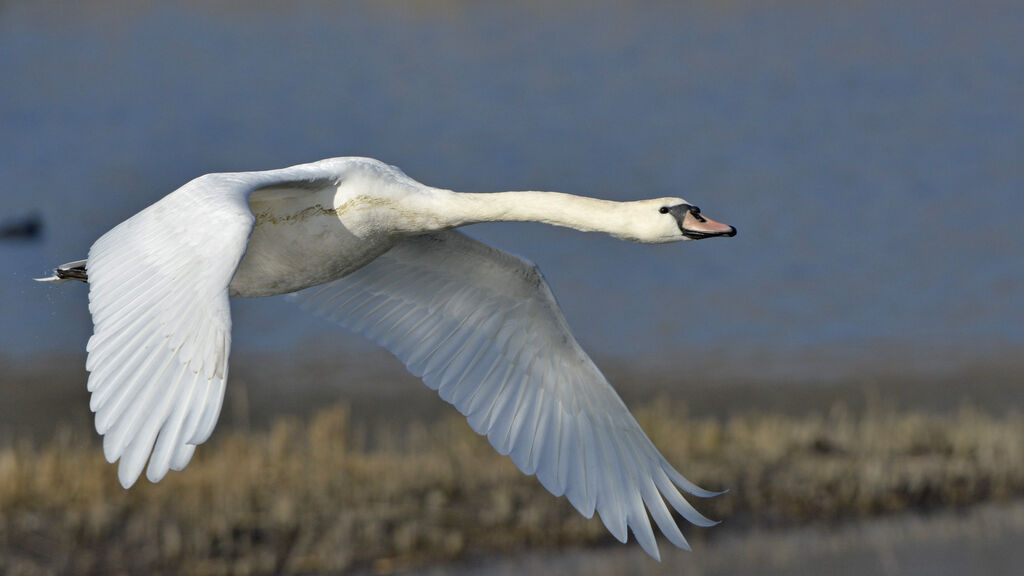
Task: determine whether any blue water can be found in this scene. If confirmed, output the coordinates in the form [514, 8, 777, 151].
[1, 0, 1021, 380]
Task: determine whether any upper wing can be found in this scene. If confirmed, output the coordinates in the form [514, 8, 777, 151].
[290, 230, 721, 559]
[85, 173, 259, 488]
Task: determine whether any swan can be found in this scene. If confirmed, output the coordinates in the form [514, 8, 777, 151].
[38, 156, 736, 559]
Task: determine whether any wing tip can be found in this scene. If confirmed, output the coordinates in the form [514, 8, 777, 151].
[695, 487, 729, 499]
[146, 462, 169, 484]
[117, 461, 142, 489]
[639, 538, 662, 562]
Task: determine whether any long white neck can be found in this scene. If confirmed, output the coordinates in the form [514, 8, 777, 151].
[414, 188, 647, 241]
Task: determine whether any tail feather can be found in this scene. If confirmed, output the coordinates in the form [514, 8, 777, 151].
[36, 259, 89, 283]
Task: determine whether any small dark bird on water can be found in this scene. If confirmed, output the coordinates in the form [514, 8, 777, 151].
[0, 212, 43, 241]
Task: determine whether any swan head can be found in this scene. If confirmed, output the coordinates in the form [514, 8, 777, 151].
[626, 198, 737, 244]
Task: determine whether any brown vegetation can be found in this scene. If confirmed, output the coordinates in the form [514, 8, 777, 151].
[1, 400, 1022, 575]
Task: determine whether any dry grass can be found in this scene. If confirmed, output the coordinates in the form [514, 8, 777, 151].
[1, 400, 1022, 575]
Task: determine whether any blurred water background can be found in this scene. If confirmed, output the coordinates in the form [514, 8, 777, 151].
[1, 1, 1022, 574]
[3, 0, 1021, 380]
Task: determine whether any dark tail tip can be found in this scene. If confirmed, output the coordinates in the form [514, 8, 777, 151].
[35, 259, 88, 283]
[56, 264, 89, 282]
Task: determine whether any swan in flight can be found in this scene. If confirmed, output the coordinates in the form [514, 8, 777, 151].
[39, 157, 736, 559]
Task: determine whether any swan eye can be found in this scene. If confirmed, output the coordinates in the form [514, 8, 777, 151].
[659, 207, 669, 214]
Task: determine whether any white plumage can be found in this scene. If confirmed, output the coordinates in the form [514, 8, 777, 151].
[41, 156, 737, 560]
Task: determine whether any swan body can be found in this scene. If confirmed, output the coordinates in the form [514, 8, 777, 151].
[40, 156, 736, 560]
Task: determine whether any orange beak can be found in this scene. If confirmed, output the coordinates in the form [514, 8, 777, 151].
[674, 205, 736, 239]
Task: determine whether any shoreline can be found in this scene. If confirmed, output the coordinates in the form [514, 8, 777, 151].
[409, 499, 1024, 576]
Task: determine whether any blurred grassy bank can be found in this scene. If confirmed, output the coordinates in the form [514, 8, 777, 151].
[1, 398, 1021, 575]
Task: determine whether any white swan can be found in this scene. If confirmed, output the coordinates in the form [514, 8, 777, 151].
[39, 156, 736, 559]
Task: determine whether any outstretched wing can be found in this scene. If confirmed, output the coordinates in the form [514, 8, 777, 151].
[291, 230, 721, 559]
[84, 174, 260, 488]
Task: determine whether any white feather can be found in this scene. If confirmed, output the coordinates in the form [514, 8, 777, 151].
[289, 229, 722, 559]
